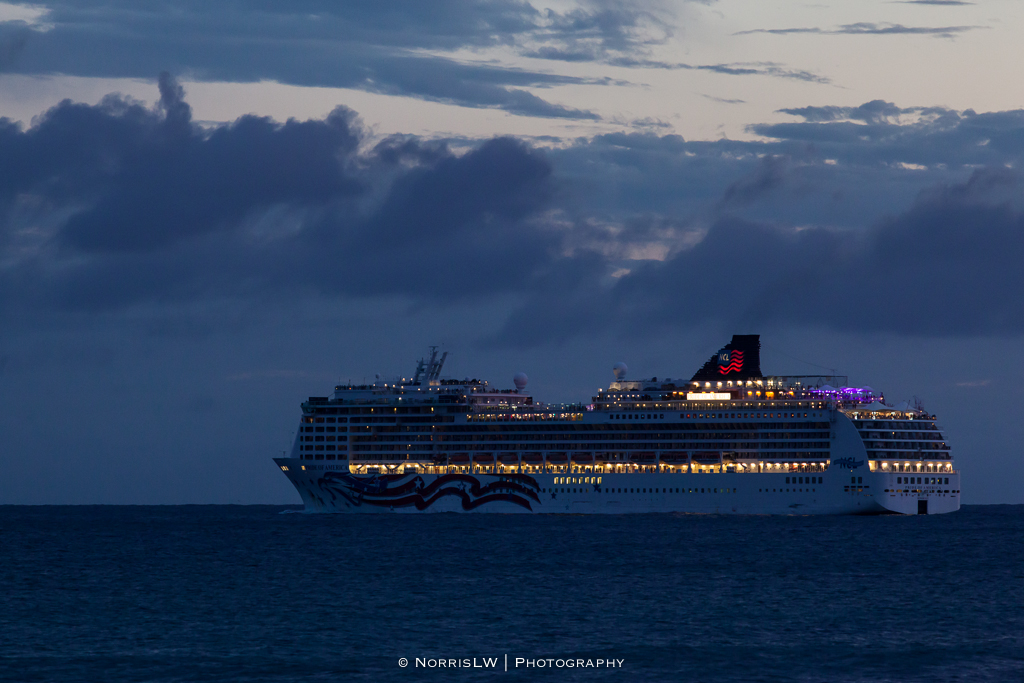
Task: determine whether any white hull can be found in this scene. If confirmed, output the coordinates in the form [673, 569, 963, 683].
[274, 459, 960, 515]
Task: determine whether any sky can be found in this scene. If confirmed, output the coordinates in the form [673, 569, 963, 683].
[1, 0, 1023, 505]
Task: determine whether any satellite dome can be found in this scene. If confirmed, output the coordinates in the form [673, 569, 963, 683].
[513, 372, 528, 392]
[613, 362, 627, 380]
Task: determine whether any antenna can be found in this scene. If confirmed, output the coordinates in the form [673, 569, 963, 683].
[762, 342, 838, 379]
[414, 346, 448, 384]
[430, 351, 448, 381]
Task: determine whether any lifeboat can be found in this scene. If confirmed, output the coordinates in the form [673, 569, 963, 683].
[660, 451, 689, 464]
[571, 452, 594, 463]
[522, 452, 544, 463]
[691, 451, 722, 464]
[449, 454, 470, 464]
[473, 453, 494, 464]
[546, 452, 568, 463]
[498, 453, 519, 464]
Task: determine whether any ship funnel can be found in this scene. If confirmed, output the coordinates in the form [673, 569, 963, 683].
[690, 335, 762, 381]
[613, 362, 627, 380]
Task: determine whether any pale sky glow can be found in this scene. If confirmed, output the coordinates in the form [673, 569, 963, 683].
[0, 1, 49, 26]
[2, 1, 1022, 142]
[3, 0, 1024, 505]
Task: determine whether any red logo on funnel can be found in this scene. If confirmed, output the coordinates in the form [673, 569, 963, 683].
[718, 350, 743, 374]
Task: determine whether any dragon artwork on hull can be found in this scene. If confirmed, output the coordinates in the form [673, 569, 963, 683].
[313, 472, 542, 511]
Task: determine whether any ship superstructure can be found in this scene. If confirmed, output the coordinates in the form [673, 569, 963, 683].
[274, 338, 959, 515]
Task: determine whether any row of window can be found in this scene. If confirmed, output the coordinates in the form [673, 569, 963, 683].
[674, 412, 815, 420]
[439, 432, 830, 441]
[611, 414, 664, 420]
[554, 476, 601, 484]
[853, 421, 937, 430]
[304, 414, 442, 424]
[304, 406, 941, 424]
[861, 431, 942, 440]
[447, 423, 830, 432]
[897, 477, 949, 485]
[433, 449, 830, 460]
[363, 421, 835, 433]
[543, 487, 739, 494]
[308, 406, 434, 415]
[344, 450, 831, 462]
[864, 442, 947, 450]
[302, 445, 348, 451]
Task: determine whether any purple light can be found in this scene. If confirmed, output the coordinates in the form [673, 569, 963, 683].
[806, 385, 876, 401]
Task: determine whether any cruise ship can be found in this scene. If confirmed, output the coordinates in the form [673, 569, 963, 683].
[274, 336, 959, 515]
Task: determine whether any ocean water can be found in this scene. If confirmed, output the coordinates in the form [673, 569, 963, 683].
[1, 506, 1022, 683]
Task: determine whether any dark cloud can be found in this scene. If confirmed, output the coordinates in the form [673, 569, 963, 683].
[2, 2, 830, 110]
[0, 76, 571, 313]
[6, 83, 1024, 351]
[530, 3, 673, 56]
[0, 23, 30, 72]
[370, 135, 451, 167]
[778, 100, 907, 124]
[19, 86, 364, 255]
[736, 23, 984, 38]
[894, 1, 973, 5]
[693, 62, 829, 84]
[493, 168, 1024, 346]
[157, 71, 191, 132]
[750, 104, 1024, 170]
[356, 55, 604, 119]
[701, 95, 746, 105]
[299, 136, 563, 301]
[835, 22, 982, 36]
[0, 0, 680, 119]
[597, 57, 831, 84]
[625, 117, 674, 130]
[720, 156, 789, 207]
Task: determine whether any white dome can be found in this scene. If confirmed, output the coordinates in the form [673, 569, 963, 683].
[513, 372, 528, 391]
[612, 362, 627, 380]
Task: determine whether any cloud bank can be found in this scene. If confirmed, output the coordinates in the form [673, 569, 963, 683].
[735, 22, 984, 38]
[0, 1, 848, 118]
[0, 0, 698, 120]
[2, 78, 1024, 349]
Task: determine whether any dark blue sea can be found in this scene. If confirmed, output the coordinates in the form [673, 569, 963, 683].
[2, 506, 1022, 682]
